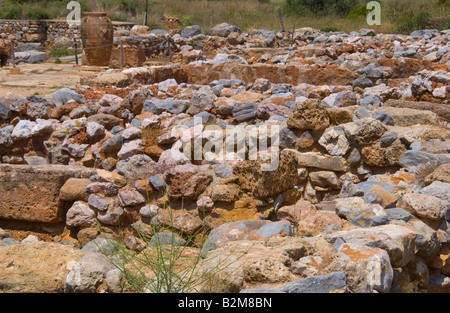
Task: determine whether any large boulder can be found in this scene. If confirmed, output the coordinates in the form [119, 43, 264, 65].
[233, 150, 300, 199]
[0, 242, 121, 293]
[287, 99, 330, 131]
[209, 23, 242, 37]
[0, 165, 95, 223]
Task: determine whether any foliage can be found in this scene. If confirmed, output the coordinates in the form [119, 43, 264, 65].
[26, 7, 51, 20]
[284, 0, 359, 16]
[97, 193, 248, 293]
[397, 12, 432, 34]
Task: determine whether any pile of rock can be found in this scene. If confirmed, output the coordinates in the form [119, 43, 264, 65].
[0, 23, 449, 293]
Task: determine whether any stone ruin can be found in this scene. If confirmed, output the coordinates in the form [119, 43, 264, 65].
[0, 22, 449, 293]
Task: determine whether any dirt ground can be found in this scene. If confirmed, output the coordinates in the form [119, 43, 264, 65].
[0, 61, 105, 100]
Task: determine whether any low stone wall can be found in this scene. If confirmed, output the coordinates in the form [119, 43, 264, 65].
[0, 19, 134, 44]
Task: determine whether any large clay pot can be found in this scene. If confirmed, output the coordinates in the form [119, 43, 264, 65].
[80, 12, 113, 66]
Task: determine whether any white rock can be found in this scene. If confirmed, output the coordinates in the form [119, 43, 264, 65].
[318, 128, 350, 156]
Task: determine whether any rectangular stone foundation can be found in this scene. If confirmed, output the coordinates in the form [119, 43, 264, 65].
[0, 164, 95, 223]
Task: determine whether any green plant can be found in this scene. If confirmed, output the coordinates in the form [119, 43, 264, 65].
[181, 15, 194, 26]
[0, 5, 22, 19]
[346, 5, 370, 20]
[397, 12, 432, 34]
[49, 49, 75, 58]
[284, 0, 358, 16]
[321, 26, 339, 32]
[26, 7, 51, 20]
[97, 192, 249, 293]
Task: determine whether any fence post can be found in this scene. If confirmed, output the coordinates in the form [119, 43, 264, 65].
[291, 25, 295, 46]
[120, 38, 124, 69]
[10, 39, 15, 68]
[278, 8, 285, 32]
[167, 35, 172, 62]
[144, 0, 149, 26]
[74, 38, 79, 65]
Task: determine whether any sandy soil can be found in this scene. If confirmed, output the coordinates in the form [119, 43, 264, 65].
[0, 62, 104, 100]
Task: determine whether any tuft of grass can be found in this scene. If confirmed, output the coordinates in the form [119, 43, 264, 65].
[397, 12, 432, 34]
[96, 191, 249, 293]
[49, 49, 76, 58]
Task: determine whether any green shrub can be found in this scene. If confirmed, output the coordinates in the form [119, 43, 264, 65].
[397, 12, 432, 34]
[321, 26, 339, 32]
[284, 0, 359, 16]
[49, 49, 75, 58]
[26, 8, 51, 20]
[0, 5, 23, 19]
[346, 5, 370, 20]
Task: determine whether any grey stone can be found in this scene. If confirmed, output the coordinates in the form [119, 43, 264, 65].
[67, 143, 89, 158]
[339, 181, 364, 198]
[209, 23, 241, 37]
[103, 134, 123, 153]
[149, 232, 186, 246]
[139, 204, 159, 218]
[348, 148, 361, 167]
[21, 235, 39, 244]
[353, 77, 373, 89]
[420, 181, 450, 204]
[113, 154, 155, 183]
[121, 126, 141, 140]
[309, 171, 341, 190]
[373, 111, 394, 125]
[117, 139, 142, 160]
[355, 108, 371, 119]
[143, 98, 165, 114]
[335, 197, 389, 228]
[213, 164, 233, 178]
[212, 53, 248, 65]
[11, 120, 36, 140]
[318, 128, 350, 156]
[81, 236, 118, 255]
[0, 125, 13, 145]
[232, 102, 257, 122]
[86, 182, 119, 196]
[66, 201, 97, 228]
[148, 173, 166, 191]
[386, 208, 413, 222]
[118, 188, 147, 207]
[151, 29, 169, 36]
[164, 99, 189, 114]
[194, 111, 215, 123]
[361, 95, 382, 108]
[181, 25, 201, 38]
[97, 205, 124, 226]
[256, 220, 291, 238]
[360, 29, 376, 36]
[52, 88, 85, 106]
[279, 127, 298, 149]
[24, 156, 48, 165]
[380, 132, 398, 147]
[88, 194, 117, 212]
[277, 272, 348, 293]
[0, 237, 21, 246]
[15, 50, 47, 64]
[86, 122, 105, 142]
[188, 86, 216, 115]
[398, 151, 450, 172]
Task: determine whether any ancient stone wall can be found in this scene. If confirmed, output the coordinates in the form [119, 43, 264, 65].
[0, 19, 134, 44]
